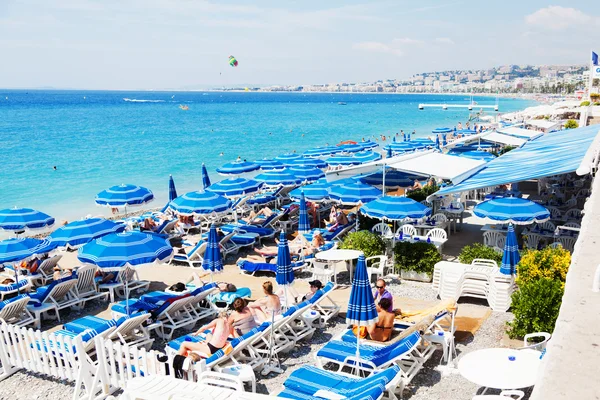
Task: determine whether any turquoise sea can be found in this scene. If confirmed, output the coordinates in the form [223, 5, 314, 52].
[0, 91, 534, 221]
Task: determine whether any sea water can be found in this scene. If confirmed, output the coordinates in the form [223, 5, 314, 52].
[0, 90, 534, 221]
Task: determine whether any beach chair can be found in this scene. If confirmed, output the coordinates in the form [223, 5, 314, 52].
[275, 299, 317, 342]
[0, 277, 31, 301]
[237, 259, 306, 275]
[366, 255, 388, 282]
[524, 233, 543, 250]
[73, 264, 109, 308]
[169, 241, 207, 269]
[26, 275, 81, 329]
[483, 231, 505, 249]
[54, 315, 119, 353]
[521, 332, 551, 351]
[371, 223, 393, 239]
[218, 231, 242, 258]
[278, 364, 404, 400]
[0, 294, 36, 327]
[308, 282, 340, 327]
[245, 314, 296, 360]
[28, 255, 63, 286]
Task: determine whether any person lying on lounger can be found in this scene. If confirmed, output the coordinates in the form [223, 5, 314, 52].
[327, 210, 349, 232]
[142, 218, 159, 232]
[241, 206, 274, 225]
[177, 311, 231, 356]
[254, 231, 326, 258]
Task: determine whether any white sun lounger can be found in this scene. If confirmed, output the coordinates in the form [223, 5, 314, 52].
[169, 241, 207, 269]
[28, 255, 63, 286]
[73, 264, 109, 308]
[26, 275, 81, 329]
[0, 295, 36, 327]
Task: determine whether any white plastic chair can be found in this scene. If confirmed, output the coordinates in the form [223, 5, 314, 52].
[524, 233, 543, 250]
[430, 213, 448, 224]
[522, 332, 551, 351]
[426, 228, 447, 240]
[496, 235, 506, 250]
[563, 221, 580, 229]
[549, 242, 563, 249]
[396, 224, 416, 238]
[366, 255, 387, 282]
[558, 236, 577, 252]
[483, 231, 505, 248]
[371, 223, 393, 239]
[537, 221, 556, 232]
[564, 208, 582, 221]
[546, 206, 562, 220]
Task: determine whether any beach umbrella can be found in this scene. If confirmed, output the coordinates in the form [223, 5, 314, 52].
[95, 184, 154, 214]
[346, 254, 378, 375]
[457, 150, 496, 162]
[0, 207, 55, 234]
[168, 175, 178, 202]
[255, 159, 285, 171]
[203, 224, 223, 281]
[289, 180, 331, 202]
[303, 146, 341, 158]
[386, 147, 392, 158]
[169, 191, 232, 216]
[275, 153, 302, 165]
[329, 182, 382, 205]
[254, 169, 302, 187]
[298, 192, 310, 234]
[207, 177, 264, 198]
[287, 157, 328, 169]
[49, 218, 125, 249]
[289, 166, 325, 183]
[326, 154, 362, 166]
[201, 164, 211, 189]
[353, 151, 382, 163]
[360, 140, 378, 150]
[0, 238, 55, 264]
[413, 137, 435, 144]
[500, 224, 520, 275]
[432, 127, 452, 134]
[216, 159, 260, 176]
[473, 197, 550, 225]
[360, 196, 432, 221]
[357, 169, 417, 189]
[78, 232, 173, 315]
[337, 143, 364, 153]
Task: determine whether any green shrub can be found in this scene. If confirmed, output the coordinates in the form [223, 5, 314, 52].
[499, 146, 516, 156]
[458, 243, 503, 265]
[516, 247, 571, 289]
[406, 183, 438, 202]
[579, 100, 591, 107]
[564, 119, 578, 129]
[393, 241, 441, 274]
[339, 230, 385, 258]
[594, 102, 600, 106]
[506, 278, 564, 339]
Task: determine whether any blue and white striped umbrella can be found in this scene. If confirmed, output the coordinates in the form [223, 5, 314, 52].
[275, 153, 302, 165]
[413, 137, 435, 144]
[386, 147, 392, 158]
[442, 134, 447, 146]
[275, 232, 295, 286]
[360, 196, 432, 221]
[435, 135, 441, 149]
[168, 175, 178, 202]
[353, 151, 382, 163]
[329, 182, 382, 205]
[289, 180, 331, 202]
[201, 164, 211, 189]
[432, 127, 452, 134]
[169, 191, 232, 216]
[216, 160, 260, 176]
[287, 157, 328, 169]
[289, 166, 325, 183]
[255, 159, 285, 171]
[298, 192, 310, 233]
[0, 238, 55, 264]
[500, 224, 520, 275]
[357, 169, 417, 188]
[203, 224, 223, 279]
[95, 184, 154, 207]
[337, 143, 364, 153]
[0, 207, 55, 232]
[360, 140, 378, 150]
[207, 177, 263, 198]
[326, 154, 362, 166]
[78, 232, 173, 271]
[303, 146, 341, 157]
[254, 169, 302, 187]
[49, 218, 125, 249]
[347, 254, 378, 326]
[473, 197, 550, 225]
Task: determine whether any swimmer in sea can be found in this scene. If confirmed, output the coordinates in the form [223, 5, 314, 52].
[53, 166, 57, 170]
[219, 152, 224, 156]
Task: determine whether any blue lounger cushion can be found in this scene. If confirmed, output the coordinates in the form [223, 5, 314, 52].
[64, 315, 119, 335]
[0, 294, 29, 310]
[316, 331, 421, 368]
[207, 287, 252, 305]
[0, 279, 29, 293]
[220, 224, 274, 237]
[279, 364, 400, 400]
[237, 260, 304, 274]
[27, 274, 78, 307]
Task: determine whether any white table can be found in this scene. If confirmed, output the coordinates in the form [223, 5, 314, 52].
[440, 204, 465, 232]
[458, 348, 542, 391]
[315, 249, 363, 283]
[397, 235, 447, 253]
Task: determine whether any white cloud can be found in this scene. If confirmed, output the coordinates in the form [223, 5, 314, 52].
[435, 37, 455, 45]
[525, 6, 592, 31]
[353, 41, 403, 56]
[392, 37, 424, 45]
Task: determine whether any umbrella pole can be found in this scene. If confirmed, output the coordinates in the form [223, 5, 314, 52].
[355, 322, 361, 376]
[125, 275, 130, 317]
[261, 308, 283, 376]
[14, 264, 19, 295]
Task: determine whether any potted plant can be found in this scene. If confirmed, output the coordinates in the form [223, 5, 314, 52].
[393, 241, 441, 282]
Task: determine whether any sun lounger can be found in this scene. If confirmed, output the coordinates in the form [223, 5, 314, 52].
[73, 264, 109, 308]
[303, 223, 354, 242]
[0, 294, 35, 327]
[278, 364, 404, 400]
[236, 259, 306, 275]
[99, 266, 151, 303]
[169, 241, 207, 269]
[26, 274, 81, 329]
[0, 277, 30, 301]
[26, 255, 63, 286]
[307, 282, 340, 327]
[54, 315, 119, 352]
[274, 298, 316, 342]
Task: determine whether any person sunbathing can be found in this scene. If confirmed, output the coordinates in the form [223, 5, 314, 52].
[142, 218, 159, 232]
[177, 311, 231, 356]
[366, 298, 395, 342]
[327, 210, 348, 232]
[247, 281, 281, 323]
[228, 297, 257, 337]
[241, 207, 274, 225]
[254, 231, 326, 257]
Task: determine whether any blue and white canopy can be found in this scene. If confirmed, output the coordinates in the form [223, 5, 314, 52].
[168, 175, 178, 202]
[216, 160, 260, 176]
[275, 153, 302, 165]
[0, 208, 55, 232]
[49, 218, 125, 249]
[457, 150, 496, 162]
[201, 164, 211, 189]
[287, 157, 328, 169]
[360, 196, 432, 221]
[346, 254, 377, 326]
[357, 169, 418, 188]
[298, 192, 310, 233]
[329, 182, 382, 205]
[500, 224, 520, 275]
[169, 191, 232, 216]
[289, 180, 331, 202]
[303, 146, 341, 158]
[0, 238, 56, 264]
[473, 197, 550, 225]
[289, 166, 325, 183]
[203, 224, 223, 277]
[275, 232, 295, 286]
[78, 232, 173, 271]
[207, 178, 264, 198]
[95, 184, 154, 207]
[254, 169, 302, 187]
[255, 159, 285, 171]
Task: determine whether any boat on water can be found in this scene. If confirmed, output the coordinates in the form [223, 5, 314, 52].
[338, 102, 347, 105]
[179, 105, 189, 111]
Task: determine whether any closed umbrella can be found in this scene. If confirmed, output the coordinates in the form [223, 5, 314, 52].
[201, 164, 211, 189]
[346, 254, 378, 375]
[360, 196, 432, 221]
[298, 192, 310, 233]
[203, 224, 223, 281]
[49, 218, 125, 249]
[168, 175, 178, 202]
[500, 224, 520, 275]
[207, 177, 263, 198]
[473, 197, 550, 225]
[0, 207, 55, 234]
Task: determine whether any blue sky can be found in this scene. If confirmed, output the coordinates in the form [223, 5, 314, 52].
[0, 0, 599, 89]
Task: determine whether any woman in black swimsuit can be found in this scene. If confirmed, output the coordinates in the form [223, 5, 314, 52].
[367, 298, 395, 342]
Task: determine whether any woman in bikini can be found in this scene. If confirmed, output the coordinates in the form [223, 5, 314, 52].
[177, 311, 231, 356]
[228, 297, 257, 337]
[366, 298, 395, 342]
[247, 281, 281, 323]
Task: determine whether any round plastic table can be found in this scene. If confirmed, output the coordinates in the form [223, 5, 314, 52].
[458, 348, 542, 390]
[315, 249, 363, 283]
